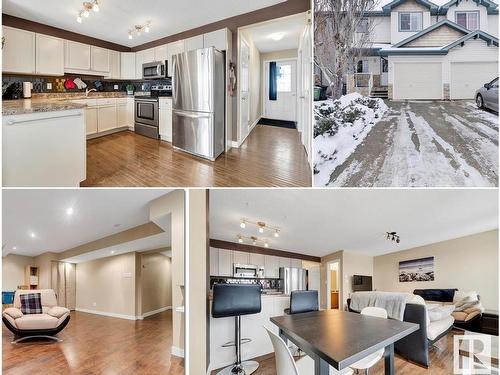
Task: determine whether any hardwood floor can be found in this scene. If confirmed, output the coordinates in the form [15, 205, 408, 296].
[212, 329, 462, 375]
[3, 310, 184, 375]
[82, 125, 311, 187]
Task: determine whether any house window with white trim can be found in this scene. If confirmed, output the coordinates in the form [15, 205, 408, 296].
[456, 11, 479, 30]
[399, 12, 423, 31]
[357, 18, 369, 33]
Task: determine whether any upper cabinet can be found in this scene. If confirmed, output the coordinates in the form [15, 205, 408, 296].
[185, 35, 204, 52]
[106, 50, 121, 79]
[120, 52, 136, 80]
[35, 34, 64, 76]
[2, 26, 36, 74]
[65, 40, 91, 71]
[91, 46, 110, 73]
[203, 29, 228, 51]
[154, 44, 168, 62]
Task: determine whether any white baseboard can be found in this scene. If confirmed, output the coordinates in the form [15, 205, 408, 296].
[160, 134, 172, 142]
[139, 306, 172, 319]
[171, 346, 184, 358]
[75, 308, 138, 321]
[232, 117, 261, 148]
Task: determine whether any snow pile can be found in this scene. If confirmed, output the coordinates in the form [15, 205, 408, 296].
[314, 93, 389, 186]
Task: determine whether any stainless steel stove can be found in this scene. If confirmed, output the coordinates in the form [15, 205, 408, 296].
[134, 84, 171, 139]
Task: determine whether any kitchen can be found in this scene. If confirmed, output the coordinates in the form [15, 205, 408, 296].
[1, 0, 312, 188]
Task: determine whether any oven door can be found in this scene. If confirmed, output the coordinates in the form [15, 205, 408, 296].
[135, 99, 158, 127]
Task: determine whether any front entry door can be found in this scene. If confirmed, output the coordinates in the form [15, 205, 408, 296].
[381, 58, 388, 86]
[265, 60, 297, 122]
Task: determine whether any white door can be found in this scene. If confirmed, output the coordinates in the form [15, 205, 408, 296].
[298, 16, 313, 163]
[380, 58, 389, 86]
[393, 62, 442, 100]
[239, 38, 250, 138]
[450, 62, 498, 99]
[265, 60, 297, 122]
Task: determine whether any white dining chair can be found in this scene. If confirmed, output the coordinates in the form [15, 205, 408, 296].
[350, 307, 388, 374]
[265, 327, 353, 375]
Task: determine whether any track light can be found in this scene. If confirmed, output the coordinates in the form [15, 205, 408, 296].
[92, 0, 99, 12]
[240, 219, 246, 229]
[274, 229, 280, 238]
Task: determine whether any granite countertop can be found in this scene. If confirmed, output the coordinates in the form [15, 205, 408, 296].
[3, 99, 87, 116]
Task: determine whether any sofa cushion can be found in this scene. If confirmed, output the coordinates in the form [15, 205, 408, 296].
[48, 306, 70, 319]
[15, 314, 59, 330]
[428, 305, 455, 322]
[428, 315, 454, 341]
[3, 307, 23, 319]
[452, 310, 481, 322]
[20, 293, 43, 314]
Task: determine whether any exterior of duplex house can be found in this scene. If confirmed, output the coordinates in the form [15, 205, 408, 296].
[349, 0, 499, 100]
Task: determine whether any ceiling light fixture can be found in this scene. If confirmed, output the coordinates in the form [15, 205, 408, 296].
[29, 232, 36, 238]
[269, 32, 286, 41]
[236, 234, 270, 248]
[76, 13, 83, 23]
[258, 221, 265, 233]
[128, 22, 152, 39]
[240, 219, 246, 229]
[66, 207, 74, 215]
[76, 1, 100, 23]
[12, 246, 17, 250]
[110, 250, 115, 254]
[274, 229, 280, 238]
[92, 0, 99, 12]
[239, 218, 281, 237]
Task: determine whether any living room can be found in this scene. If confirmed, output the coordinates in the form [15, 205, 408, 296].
[2, 189, 185, 374]
[186, 188, 498, 374]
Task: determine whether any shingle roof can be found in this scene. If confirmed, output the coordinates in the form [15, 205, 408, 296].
[392, 19, 470, 48]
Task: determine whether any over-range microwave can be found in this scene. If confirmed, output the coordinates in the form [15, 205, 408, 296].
[233, 264, 265, 278]
[142, 60, 167, 80]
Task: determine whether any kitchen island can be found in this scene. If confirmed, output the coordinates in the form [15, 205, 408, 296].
[3, 99, 87, 187]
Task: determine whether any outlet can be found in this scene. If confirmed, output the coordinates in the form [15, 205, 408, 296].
[92, 302, 96, 307]
[46, 83, 52, 90]
[114, 84, 118, 90]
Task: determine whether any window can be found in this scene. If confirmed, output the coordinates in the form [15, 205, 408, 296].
[356, 60, 369, 73]
[456, 11, 479, 30]
[276, 64, 292, 92]
[399, 12, 423, 31]
[357, 18, 369, 33]
[490, 78, 498, 88]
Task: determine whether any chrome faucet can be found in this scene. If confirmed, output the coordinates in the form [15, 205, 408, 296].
[85, 88, 97, 97]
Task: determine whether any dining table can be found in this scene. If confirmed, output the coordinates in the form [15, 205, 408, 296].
[270, 309, 420, 375]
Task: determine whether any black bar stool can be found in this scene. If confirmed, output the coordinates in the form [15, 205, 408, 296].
[212, 283, 262, 375]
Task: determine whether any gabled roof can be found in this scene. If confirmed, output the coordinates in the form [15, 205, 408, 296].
[392, 19, 470, 48]
[438, 0, 499, 14]
[442, 29, 499, 48]
[382, 0, 440, 14]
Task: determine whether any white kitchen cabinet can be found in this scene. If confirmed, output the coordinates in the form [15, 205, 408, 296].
[291, 259, 302, 268]
[233, 251, 249, 265]
[265, 256, 280, 278]
[209, 247, 219, 276]
[135, 49, 154, 78]
[97, 105, 117, 132]
[126, 98, 134, 129]
[91, 46, 110, 73]
[279, 257, 291, 268]
[154, 44, 168, 62]
[249, 253, 265, 267]
[106, 50, 121, 79]
[85, 107, 98, 135]
[116, 103, 129, 127]
[203, 29, 227, 51]
[218, 249, 232, 277]
[185, 35, 204, 52]
[159, 98, 172, 142]
[2, 26, 35, 74]
[64, 40, 91, 71]
[121, 52, 136, 79]
[35, 34, 64, 76]
[167, 40, 185, 77]
[143, 48, 155, 63]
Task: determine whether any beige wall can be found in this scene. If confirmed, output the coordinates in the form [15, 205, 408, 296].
[260, 49, 298, 62]
[2, 254, 35, 290]
[75, 252, 137, 317]
[240, 29, 262, 127]
[141, 253, 172, 314]
[34, 252, 59, 290]
[374, 230, 499, 310]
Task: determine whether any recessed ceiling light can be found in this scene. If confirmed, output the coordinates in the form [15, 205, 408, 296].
[66, 207, 74, 215]
[269, 32, 286, 41]
[30, 232, 36, 238]
[110, 250, 115, 254]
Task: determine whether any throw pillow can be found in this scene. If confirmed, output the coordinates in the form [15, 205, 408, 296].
[19, 293, 43, 314]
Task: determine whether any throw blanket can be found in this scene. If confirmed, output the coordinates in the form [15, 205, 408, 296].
[350, 291, 409, 320]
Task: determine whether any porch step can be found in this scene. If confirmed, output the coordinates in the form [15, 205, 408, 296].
[370, 88, 388, 99]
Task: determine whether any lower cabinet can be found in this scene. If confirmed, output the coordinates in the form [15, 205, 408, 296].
[97, 105, 117, 132]
[159, 98, 172, 141]
[116, 103, 128, 127]
[85, 107, 98, 135]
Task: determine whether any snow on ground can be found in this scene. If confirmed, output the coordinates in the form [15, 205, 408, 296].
[313, 93, 389, 186]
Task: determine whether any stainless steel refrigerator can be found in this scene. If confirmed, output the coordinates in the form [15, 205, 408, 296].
[172, 47, 225, 161]
[279, 267, 308, 295]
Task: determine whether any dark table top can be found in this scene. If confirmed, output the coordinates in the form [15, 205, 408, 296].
[270, 309, 419, 370]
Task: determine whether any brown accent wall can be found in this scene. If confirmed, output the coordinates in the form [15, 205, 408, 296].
[2, 14, 131, 52]
[210, 239, 321, 262]
[131, 0, 310, 51]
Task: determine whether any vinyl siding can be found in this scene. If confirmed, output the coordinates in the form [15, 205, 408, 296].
[403, 25, 466, 47]
[445, 0, 489, 32]
[391, 5, 432, 44]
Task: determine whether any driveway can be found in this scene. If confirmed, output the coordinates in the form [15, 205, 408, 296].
[327, 100, 498, 187]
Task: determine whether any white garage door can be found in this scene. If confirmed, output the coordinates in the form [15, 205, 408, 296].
[393, 62, 442, 100]
[450, 62, 498, 99]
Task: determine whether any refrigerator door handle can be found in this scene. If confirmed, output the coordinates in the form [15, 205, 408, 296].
[173, 109, 212, 119]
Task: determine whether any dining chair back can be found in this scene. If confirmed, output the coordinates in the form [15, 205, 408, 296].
[265, 327, 300, 375]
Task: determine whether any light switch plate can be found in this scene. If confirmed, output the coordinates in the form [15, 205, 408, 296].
[47, 83, 52, 90]
[114, 84, 118, 90]
[123, 272, 132, 278]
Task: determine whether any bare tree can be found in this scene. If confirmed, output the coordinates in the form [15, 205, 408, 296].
[315, 0, 377, 99]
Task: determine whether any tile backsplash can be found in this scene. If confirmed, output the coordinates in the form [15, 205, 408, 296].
[2, 74, 171, 97]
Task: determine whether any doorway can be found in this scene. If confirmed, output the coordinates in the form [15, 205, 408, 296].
[326, 260, 340, 310]
[264, 59, 297, 122]
[381, 58, 388, 86]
